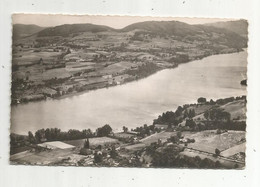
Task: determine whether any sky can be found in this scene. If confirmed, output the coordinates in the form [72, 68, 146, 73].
[12, 14, 236, 29]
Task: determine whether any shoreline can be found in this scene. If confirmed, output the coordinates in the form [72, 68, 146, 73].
[12, 49, 245, 105]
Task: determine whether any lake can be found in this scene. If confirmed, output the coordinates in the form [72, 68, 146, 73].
[11, 51, 247, 135]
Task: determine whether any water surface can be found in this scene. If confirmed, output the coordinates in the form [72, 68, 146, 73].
[11, 51, 247, 135]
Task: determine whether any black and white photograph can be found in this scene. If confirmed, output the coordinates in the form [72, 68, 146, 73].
[9, 14, 248, 169]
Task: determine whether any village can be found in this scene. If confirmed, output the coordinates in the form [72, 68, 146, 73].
[10, 96, 246, 168]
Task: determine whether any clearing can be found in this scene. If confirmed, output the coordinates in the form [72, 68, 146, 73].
[38, 141, 75, 149]
[64, 137, 119, 147]
[140, 131, 177, 145]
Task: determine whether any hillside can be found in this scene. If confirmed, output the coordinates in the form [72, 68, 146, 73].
[11, 20, 248, 104]
[121, 21, 202, 36]
[13, 24, 46, 40]
[205, 20, 248, 37]
[121, 20, 247, 48]
[37, 23, 114, 37]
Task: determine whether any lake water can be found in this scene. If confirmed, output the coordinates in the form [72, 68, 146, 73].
[11, 51, 247, 135]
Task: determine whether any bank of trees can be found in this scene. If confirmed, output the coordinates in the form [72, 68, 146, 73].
[153, 106, 184, 125]
[133, 124, 155, 137]
[204, 108, 231, 121]
[184, 118, 246, 132]
[126, 62, 160, 78]
[22, 124, 113, 144]
[32, 128, 94, 143]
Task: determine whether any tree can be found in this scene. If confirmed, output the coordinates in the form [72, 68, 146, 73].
[123, 126, 128, 133]
[177, 131, 182, 139]
[35, 129, 45, 143]
[215, 148, 220, 156]
[209, 99, 215, 105]
[189, 109, 195, 118]
[169, 135, 179, 143]
[185, 119, 196, 129]
[204, 110, 209, 120]
[183, 109, 188, 118]
[96, 124, 112, 137]
[82, 129, 93, 138]
[175, 106, 183, 117]
[94, 152, 103, 163]
[44, 128, 51, 141]
[197, 97, 207, 103]
[84, 138, 90, 149]
[28, 131, 36, 144]
[110, 146, 118, 159]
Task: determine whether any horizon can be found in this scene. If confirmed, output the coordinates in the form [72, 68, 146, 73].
[12, 14, 237, 29]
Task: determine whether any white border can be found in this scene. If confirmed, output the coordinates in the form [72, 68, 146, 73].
[1, 1, 260, 187]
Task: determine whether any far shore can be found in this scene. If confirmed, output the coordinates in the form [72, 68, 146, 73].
[13, 49, 246, 105]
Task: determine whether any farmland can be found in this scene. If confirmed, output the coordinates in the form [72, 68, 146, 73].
[140, 131, 177, 145]
[11, 20, 247, 104]
[10, 96, 247, 168]
[10, 19, 248, 168]
[183, 130, 245, 153]
[221, 142, 246, 157]
[64, 137, 119, 147]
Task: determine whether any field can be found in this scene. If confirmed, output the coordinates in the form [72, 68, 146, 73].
[29, 68, 71, 81]
[13, 49, 61, 66]
[220, 142, 246, 157]
[124, 143, 146, 151]
[220, 100, 247, 120]
[64, 137, 119, 147]
[140, 131, 177, 145]
[10, 148, 81, 165]
[38, 141, 75, 149]
[100, 61, 134, 75]
[113, 132, 135, 139]
[183, 130, 245, 154]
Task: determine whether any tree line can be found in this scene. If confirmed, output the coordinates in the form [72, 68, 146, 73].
[11, 124, 113, 147]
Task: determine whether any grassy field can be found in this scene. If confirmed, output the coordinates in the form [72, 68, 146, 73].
[64, 137, 119, 148]
[220, 100, 247, 120]
[124, 143, 146, 151]
[183, 130, 245, 154]
[100, 61, 133, 75]
[113, 132, 135, 139]
[29, 68, 71, 81]
[140, 131, 177, 145]
[13, 50, 61, 66]
[10, 148, 78, 165]
[220, 142, 246, 157]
